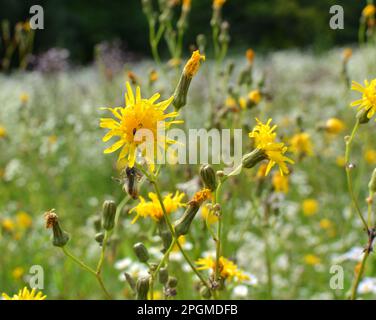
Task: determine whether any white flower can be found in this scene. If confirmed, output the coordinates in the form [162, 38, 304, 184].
[232, 285, 249, 298]
[333, 247, 364, 263]
[358, 277, 376, 295]
[114, 257, 132, 270]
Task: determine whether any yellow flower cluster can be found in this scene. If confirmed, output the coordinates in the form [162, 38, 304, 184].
[2, 287, 46, 300]
[196, 256, 250, 281]
[130, 191, 186, 223]
[249, 118, 294, 176]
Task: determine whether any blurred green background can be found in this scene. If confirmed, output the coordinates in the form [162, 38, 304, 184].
[0, 0, 365, 62]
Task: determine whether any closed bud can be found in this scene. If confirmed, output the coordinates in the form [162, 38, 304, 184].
[95, 232, 104, 245]
[173, 74, 192, 110]
[159, 267, 169, 285]
[356, 108, 371, 124]
[174, 203, 200, 237]
[44, 210, 70, 247]
[136, 276, 150, 300]
[124, 272, 136, 292]
[133, 242, 149, 263]
[102, 200, 117, 231]
[200, 164, 217, 191]
[369, 168, 376, 193]
[242, 148, 267, 169]
[167, 276, 178, 288]
[200, 286, 211, 299]
[93, 216, 102, 232]
[158, 219, 173, 252]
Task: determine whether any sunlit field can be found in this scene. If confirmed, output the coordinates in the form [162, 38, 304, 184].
[1, 0, 376, 301]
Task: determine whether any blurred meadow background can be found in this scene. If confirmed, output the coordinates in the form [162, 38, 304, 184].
[1, 0, 376, 300]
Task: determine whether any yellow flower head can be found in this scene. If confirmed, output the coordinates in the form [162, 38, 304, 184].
[248, 118, 294, 176]
[289, 132, 314, 157]
[304, 254, 321, 266]
[190, 188, 212, 206]
[319, 218, 333, 230]
[246, 48, 255, 64]
[351, 79, 376, 120]
[100, 82, 183, 170]
[213, 0, 226, 10]
[363, 4, 376, 18]
[0, 126, 7, 139]
[201, 205, 218, 225]
[19, 92, 29, 104]
[225, 96, 237, 110]
[16, 211, 32, 229]
[365, 149, 376, 165]
[130, 191, 185, 223]
[272, 172, 289, 194]
[12, 267, 25, 280]
[248, 90, 261, 104]
[302, 198, 318, 216]
[183, 50, 205, 78]
[182, 0, 191, 11]
[238, 97, 247, 110]
[2, 287, 46, 300]
[325, 118, 345, 134]
[2, 218, 15, 231]
[196, 256, 249, 281]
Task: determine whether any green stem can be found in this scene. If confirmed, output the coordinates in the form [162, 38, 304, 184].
[96, 230, 109, 274]
[350, 250, 369, 300]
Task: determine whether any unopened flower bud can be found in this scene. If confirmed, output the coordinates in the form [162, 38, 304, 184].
[124, 272, 136, 292]
[369, 168, 376, 193]
[102, 200, 117, 231]
[93, 216, 102, 232]
[136, 276, 150, 300]
[124, 167, 140, 199]
[44, 209, 70, 247]
[200, 286, 211, 299]
[356, 108, 371, 124]
[242, 148, 267, 169]
[133, 242, 149, 263]
[200, 164, 217, 191]
[95, 232, 104, 245]
[159, 267, 169, 285]
[174, 203, 200, 237]
[167, 276, 178, 288]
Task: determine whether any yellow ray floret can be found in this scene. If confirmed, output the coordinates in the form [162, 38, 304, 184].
[100, 82, 183, 169]
[2, 287, 46, 300]
[249, 118, 294, 176]
[351, 79, 376, 120]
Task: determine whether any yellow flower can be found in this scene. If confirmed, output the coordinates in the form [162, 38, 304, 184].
[238, 97, 247, 110]
[325, 118, 345, 134]
[248, 118, 294, 176]
[100, 82, 183, 170]
[336, 156, 346, 167]
[363, 4, 376, 18]
[196, 256, 250, 281]
[302, 199, 318, 216]
[2, 287, 46, 300]
[190, 188, 212, 205]
[19, 92, 29, 104]
[365, 149, 376, 165]
[2, 218, 15, 231]
[246, 48, 255, 64]
[289, 132, 313, 157]
[319, 218, 332, 230]
[0, 126, 7, 139]
[182, 0, 191, 11]
[304, 254, 321, 266]
[12, 267, 25, 280]
[130, 191, 185, 223]
[172, 235, 186, 252]
[225, 96, 237, 110]
[213, 0, 226, 9]
[201, 205, 218, 224]
[272, 172, 289, 193]
[351, 79, 376, 120]
[16, 211, 32, 229]
[183, 50, 205, 78]
[342, 48, 352, 62]
[248, 90, 261, 104]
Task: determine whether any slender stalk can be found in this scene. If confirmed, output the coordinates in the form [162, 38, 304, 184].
[350, 250, 369, 300]
[345, 120, 368, 230]
[96, 230, 109, 274]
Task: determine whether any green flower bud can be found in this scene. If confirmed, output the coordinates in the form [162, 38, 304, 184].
[136, 276, 150, 300]
[200, 164, 217, 191]
[44, 210, 70, 247]
[357, 108, 371, 124]
[95, 232, 104, 245]
[133, 242, 149, 263]
[102, 200, 117, 231]
[242, 148, 267, 169]
[167, 276, 178, 288]
[369, 168, 376, 193]
[93, 216, 102, 232]
[124, 272, 136, 292]
[159, 267, 169, 285]
[174, 203, 200, 237]
[173, 73, 192, 110]
[200, 286, 211, 299]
